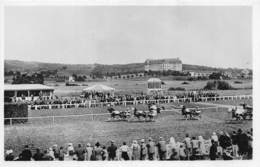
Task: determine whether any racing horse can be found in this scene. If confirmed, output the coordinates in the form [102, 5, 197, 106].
[107, 107, 131, 121]
[181, 105, 202, 120]
[229, 104, 252, 120]
[132, 104, 164, 121]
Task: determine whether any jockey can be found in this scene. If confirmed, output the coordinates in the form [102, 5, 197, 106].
[195, 107, 201, 114]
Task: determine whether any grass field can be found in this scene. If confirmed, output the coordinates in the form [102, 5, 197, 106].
[5, 101, 252, 157]
[47, 79, 252, 97]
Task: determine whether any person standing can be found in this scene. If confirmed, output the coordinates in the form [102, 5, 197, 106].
[209, 140, 218, 160]
[231, 131, 239, 158]
[140, 139, 147, 160]
[94, 142, 103, 161]
[75, 144, 85, 161]
[131, 140, 140, 160]
[119, 142, 130, 160]
[183, 134, 192, 159]
[107, 141, 117, 161]
[237, 129, 249, 157]
[85, 143, 93, 161]
[146, 137, 156, 160]
[157, 137, 167, 160]
[58, 146, 66, 161]
[198, 136, 207, 160]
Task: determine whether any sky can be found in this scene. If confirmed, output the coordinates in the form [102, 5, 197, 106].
[4, 6, 252, 68]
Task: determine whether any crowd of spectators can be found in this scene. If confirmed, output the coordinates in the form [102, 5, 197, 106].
[25, 91, 219, 106]
[5, 128, 252, 161]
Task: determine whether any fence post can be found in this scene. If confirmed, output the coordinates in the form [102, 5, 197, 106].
[10, 118, 12, 126]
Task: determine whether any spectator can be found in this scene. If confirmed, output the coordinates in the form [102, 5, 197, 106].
[231, 131, 238, 158]
[75, 144, 85, 161]
[146, 137, 156, 160]
[131, 140, 140, 160]
[52, 144, 59, 159]
[48, 147, 55, 160]
[107, 141, 117, 160]
[101, 146, 108, 160]
[33, 148, 43, 161]
[157, 137, 167, 160]
[67, 143, 74, 156]
[5, 149, 15, 161]
[20, 145, 32, 161]
[211, 132, 218, 143]
[209, 140, 218, 160]
[94, 142, 103, 160]
[179, 144, 187, 160]
[191, 137, 199, 160]
[183, 134, 192, 159]
[58, 146, 66, 161]
[140, 139, 147, 160]
[119, 142, 130, 160]
[237, 129, 249, 157]
[168, 148, 178, 160]
[42, 149, 54, 161]
[198, 136, 207, 159]
[167, 137, 177, 159]
[247, 131, 253, 159]
[85, 143, 93, 161]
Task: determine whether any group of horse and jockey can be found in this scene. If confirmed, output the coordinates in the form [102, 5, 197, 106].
[180, 105, 202, 120]
[107, 103, 165, 122]
[228, 103, 253, 121]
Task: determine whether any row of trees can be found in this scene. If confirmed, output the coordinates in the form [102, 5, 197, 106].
[12, 73, 44, 84]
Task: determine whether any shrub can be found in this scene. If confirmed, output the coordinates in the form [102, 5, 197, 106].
[204, 80, 234, 90]
[4, 103, 28, 125]
[168, 87, 186, 91]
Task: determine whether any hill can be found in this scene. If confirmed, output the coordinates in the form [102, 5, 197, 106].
[4, 59, 244, 76]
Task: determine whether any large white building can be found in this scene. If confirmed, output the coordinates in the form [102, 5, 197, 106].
[144, 58, 182, 72]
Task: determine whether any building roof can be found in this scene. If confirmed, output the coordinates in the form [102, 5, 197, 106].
[147, 78, 162, 83]
[4, 84, 54, 91]
[83, 84, 115, 92]
[145, 58, 182, 65]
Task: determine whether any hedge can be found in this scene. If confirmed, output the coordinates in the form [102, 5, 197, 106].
[4, 103, 28, 125]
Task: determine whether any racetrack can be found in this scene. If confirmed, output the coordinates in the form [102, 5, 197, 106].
[4, 101, 252, 157]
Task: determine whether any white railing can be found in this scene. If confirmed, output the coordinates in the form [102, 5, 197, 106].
[27, 95, 252, 111]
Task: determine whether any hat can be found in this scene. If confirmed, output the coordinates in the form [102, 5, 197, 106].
[140, 139, 145, 143]
[6, 149, 13, 155]
[148, 137, 153, 141]
[87, 143, 91, 147]
[68, 143, 73, 146]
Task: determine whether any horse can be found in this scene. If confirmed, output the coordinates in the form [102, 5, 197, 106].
[181, 106, 201, 120]
[132, 108, 149, 120]
[131, 105, 163, 121]
[228, 105, 252, 121]
[107, 107, 123, 120]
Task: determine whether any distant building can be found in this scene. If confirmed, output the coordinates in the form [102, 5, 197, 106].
[189, 71, 214, 78]
[68, 76, 75, 82]
[145, 58, 182, 72]
[240, 69, 251, 78]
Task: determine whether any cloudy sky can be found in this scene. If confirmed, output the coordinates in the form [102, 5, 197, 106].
[5, 6, 251, 68]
